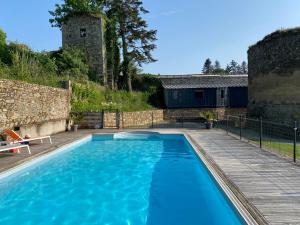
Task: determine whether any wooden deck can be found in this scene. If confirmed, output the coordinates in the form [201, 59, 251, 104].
[188, 129, 300, 225]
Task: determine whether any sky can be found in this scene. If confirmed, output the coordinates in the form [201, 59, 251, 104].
[1, 0, 300, 75]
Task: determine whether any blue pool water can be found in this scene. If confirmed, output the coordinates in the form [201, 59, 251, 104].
[0, 134, 246, 225]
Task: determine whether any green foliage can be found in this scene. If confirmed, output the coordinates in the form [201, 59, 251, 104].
[105, 17, 120, 89]
[0, 35, 91, 88]
[132, 73, 164, 107]
[201, 58, 248, 75]
[71, 82, 154, 112]
[49, 0, 106, 28]
[0, 28, 10, 64]
[200, 111, 215, 122]
[49, 0, 157, 92]
[105, 0, 157, 92]
[53, 47, 90, 80]
[202, 58, 213, 74]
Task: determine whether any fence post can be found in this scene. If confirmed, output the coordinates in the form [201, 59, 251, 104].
[151, 112, 154, 128]
[239, 115, 242, 140]
[226, 115, 229, 134]
[260, 116, 263, 149]
[122, 112, 124, 129]
[181, 112, 184, 128]
[101, 110, 104, 129]
[116, 110, 120, 129]
[294, 121, 298, 163]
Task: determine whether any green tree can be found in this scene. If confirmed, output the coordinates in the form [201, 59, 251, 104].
[202, 58, 213, 74]
[53, 47, 90, 80]
[105, 0, 157, 92]
[0, 28, 10, 64]
[105, 15, 120, 90]
[212, 60, 226, 74]
[226, 60, 240, 75]
[241, 61, 248, 74]
[49, 0, 105, 28]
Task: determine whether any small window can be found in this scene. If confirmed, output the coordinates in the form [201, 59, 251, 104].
[221, 90, 225, 99]
[80, 28, 87, 38]
[195, 90, 204, 100]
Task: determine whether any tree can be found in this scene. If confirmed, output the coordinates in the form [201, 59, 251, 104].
[212, 60, 226, 74]
[226, 60, 240, 75]
[214, 60, 221, 70]
[53, 47, 90, 79]
[0, 28, 10, 64]
[105, 16, 120, 89]
[202, 58, 213, 74]
[49, 0, 105, 28]
[241, 61, 248, 74]
[50, 0, 157, 92]
[105, 0, 157, 92]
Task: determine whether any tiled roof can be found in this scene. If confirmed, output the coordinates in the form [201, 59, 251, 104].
[160, 74, 248, 89]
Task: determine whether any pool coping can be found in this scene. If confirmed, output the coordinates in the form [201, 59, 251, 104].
[184, 133, 267, 225]
[0, 130, 266, 225]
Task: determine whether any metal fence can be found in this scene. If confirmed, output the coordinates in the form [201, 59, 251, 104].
[217, 115, 299, 163]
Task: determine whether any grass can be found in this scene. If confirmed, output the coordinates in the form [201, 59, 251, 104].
[252, 139, 300, 158]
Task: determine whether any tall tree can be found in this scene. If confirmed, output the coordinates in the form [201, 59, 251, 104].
[212, 60, 226, 74]
[105, 15, 120, 89]
[241, 61, 248, 74]
[0, 28, 10, 64]
[105, 0, 157, 92]
[214, 60, 221, 70]
[226, 60, 240, 75]
[202, 58, 213, 74]
[49, 0, 105, 28]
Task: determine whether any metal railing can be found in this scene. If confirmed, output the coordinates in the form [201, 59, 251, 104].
[217, 115, 299, 163]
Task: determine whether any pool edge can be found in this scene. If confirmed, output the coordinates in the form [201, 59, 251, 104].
[0, 130, 267, 225]
[184, 133, 268, 225]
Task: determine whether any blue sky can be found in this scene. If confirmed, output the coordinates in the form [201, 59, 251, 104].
[1, 0, 300, 74]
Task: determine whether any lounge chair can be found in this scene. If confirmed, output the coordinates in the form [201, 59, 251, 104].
[0, 143, 31, 154]
[4, 129, 52, 145]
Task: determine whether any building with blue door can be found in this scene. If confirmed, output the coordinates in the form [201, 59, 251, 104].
[160, 75, 248, 109]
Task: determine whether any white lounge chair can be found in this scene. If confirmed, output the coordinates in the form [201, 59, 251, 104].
[4, 129, 52, 145]
[0, 143, 31, 154]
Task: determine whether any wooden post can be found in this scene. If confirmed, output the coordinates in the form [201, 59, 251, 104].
[239, 115, 242, 140]
[294, 121, 297, 163]
[260, 116, 263, 149]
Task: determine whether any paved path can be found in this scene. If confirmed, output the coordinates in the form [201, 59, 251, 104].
[188, 129, 300, 225]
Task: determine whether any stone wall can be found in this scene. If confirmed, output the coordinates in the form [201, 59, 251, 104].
[0, 79, 71, 137]
[164, 108, 247, 120]
[103, 112, 118, 128]
[121, 110, 164, 128]
[101, 108, 246, 129]
[248, 28, 300, 122]
[102, 110, 164, 128]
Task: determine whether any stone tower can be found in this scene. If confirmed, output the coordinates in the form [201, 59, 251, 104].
[62, 14, 107, 84]
[248, 28, 300, 121]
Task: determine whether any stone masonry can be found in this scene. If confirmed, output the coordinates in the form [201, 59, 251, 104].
[62, 14, 107, 84]
[0, 79, 71, 137]
[248, 28, 300, 122]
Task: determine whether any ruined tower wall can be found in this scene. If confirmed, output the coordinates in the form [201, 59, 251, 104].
[248, 28, 300, 122]
[62, 15, 107, 84]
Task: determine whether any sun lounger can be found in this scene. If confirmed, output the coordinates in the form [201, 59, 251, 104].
[4, 129, 52, 145]
[0, 143, 31, 154]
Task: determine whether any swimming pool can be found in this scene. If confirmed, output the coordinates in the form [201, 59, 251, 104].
[0, 133, 247, 225]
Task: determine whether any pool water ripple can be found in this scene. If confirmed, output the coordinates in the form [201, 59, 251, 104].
[0, 135, 245, 225]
